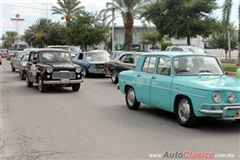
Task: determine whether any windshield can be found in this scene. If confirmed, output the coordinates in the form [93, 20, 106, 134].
[84, 52, 109, 62]
[174, 56, 223, 76]
[21, 54, 29, 61]
[40, 51, 72, 62]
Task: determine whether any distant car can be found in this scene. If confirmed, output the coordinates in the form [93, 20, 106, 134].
[48, 45, 81, 58]
[19, 54, 29, 80]
[166, 45, 207, 54]
[73, 50, 110, 77]
[0, 55, 2, 65]
[118, 51, 240, 127]
[25, 48, 83, 92]
[104, 52, 141, 83]
[10, 51, 29, 72]
[7, 49, 18, 61]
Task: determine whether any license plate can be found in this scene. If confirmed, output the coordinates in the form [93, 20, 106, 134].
[61, 79, 70, 84]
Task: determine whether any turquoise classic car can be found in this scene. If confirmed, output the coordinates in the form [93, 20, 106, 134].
[118, 51, 240, 127]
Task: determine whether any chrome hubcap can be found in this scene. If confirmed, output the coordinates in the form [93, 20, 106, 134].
[111, 72, 116, 82]
[178, 99, 191, 122]
[127, 88, 135, 106]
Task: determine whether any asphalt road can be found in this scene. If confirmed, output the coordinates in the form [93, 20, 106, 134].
[1, 59, 240, 160]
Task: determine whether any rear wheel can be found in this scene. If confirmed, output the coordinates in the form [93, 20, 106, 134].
[72, 84, 81, 91]
[38, 76, 47, 92]
[176, 97, 197, 127]
[26, 74, 33, 87]
[11, 64, 15, 72]
[125, 87, 140, 110]
[111, 70, 118, 84]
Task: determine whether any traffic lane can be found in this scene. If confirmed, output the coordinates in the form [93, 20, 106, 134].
[2, 62, 240, 159]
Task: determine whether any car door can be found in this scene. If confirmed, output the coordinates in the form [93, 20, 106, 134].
[115, 54, 135, 72]
[150, 56, 173, 111]
[135, 56, 157, 104]
[12, 53, 18, 68]
[29, 52, 38, 82]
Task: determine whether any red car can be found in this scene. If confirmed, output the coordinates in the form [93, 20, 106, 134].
[0, 55, 2, 65]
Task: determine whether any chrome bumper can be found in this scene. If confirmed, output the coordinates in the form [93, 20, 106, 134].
[199, 103, 240, 120]
[43, 79, 83, 85]
[89, 68, 104, 74]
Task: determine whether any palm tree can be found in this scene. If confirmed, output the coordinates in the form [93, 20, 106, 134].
[100, 0, 149, 51]
[51, 0, 84, 23]
[24, 18, 52, 47]
[222, 0, 232, 60]
[1, 31, 18, 48]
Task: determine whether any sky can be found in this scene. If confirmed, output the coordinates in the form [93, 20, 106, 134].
[0, 0, 239, 40]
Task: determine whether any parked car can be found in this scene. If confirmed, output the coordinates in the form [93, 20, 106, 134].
[109, 51, 124, 60]
[10, 51, 29, 72]
[48, 45, 81, 58]
[166, 45, 207, 54]
[19, 54, 29, 80]
[73, 50, 110, 77]
[104, 52, 141, 83]
[0, 55, 2, 65]
[25, 48, 83, 92]
[118, 51, 240, 127]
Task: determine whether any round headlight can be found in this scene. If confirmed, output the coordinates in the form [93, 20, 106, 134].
[75, 67, 81, 73]
[228, 93, 237, 103]
[46, 67, 53, 73]
[213, 92, 222, 103]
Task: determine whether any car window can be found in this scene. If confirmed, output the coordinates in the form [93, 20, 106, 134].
[78, 53, 83, 60]
[28, 52, 34, 62]
[119, 54, 134, 64]
[142, 56, 157, 73]
[171, 47, 183, 51]
[157, 56, 171, 76]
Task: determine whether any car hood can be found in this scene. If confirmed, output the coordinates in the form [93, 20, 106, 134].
[173, 75, 240, 91]
[42, 62, 77, 70]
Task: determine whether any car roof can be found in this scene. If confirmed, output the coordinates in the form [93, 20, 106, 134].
[141, 51, 209, 58]
[29, 48, 69, 52]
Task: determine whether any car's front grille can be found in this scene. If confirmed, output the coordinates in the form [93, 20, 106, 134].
[52, 71, 76, 79]
[94, 64, 104, 69]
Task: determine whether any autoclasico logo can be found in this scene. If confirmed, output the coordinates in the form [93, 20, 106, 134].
[149, 151, 235, 159]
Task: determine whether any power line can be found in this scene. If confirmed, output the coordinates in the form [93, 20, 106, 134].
[1, 3, 49, 11]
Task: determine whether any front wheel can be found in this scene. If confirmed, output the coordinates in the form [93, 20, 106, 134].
[125, 87, 140, 110]
[72, 84, 81, 91]
[111, 70, 118, 84]
[176, 97, 197, 127]
[38, 76, 47, 92]
[26, 74, 33, 87]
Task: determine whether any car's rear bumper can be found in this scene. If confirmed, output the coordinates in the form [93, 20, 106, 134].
[199, 103, 240, 120]
[43, 79, 83, 85]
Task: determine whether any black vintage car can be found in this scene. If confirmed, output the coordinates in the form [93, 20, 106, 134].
[25, 49, 83, 92]
[104, 52, 141, 83]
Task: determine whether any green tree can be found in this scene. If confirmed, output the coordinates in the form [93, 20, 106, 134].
[65, 11, 108, 50]
[1, 31, 17, 48]
[24, 18, 52, 47]
[46, 23, 66, 45]
[52, 0, 84, 24]
[100, 0, 149, 51]
[143, 31, 160, 50]
[206, 22, 237, 59]
[142, 0, 217, 45]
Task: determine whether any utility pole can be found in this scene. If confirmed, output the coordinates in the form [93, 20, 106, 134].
[42, 3, 52, 19]
[111, 2, 115, 51]
[238, 4, 240, 65]
[228, 30, 231, 60]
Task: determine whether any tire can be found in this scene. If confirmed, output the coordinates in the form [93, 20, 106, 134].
[20, 69, 25, 80]
[26, 74, 33, 87]
[72, 84, 81, 91]
[11, 64, 15, 72]
[125, 87, 140, 110]
[111, 70, 118, 84]
[176, 97, 197, 127]
[38, 76, 47, 92]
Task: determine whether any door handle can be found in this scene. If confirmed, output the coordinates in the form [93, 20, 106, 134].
[152, 76, 157, 79]
[136, 74, 141, 77]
